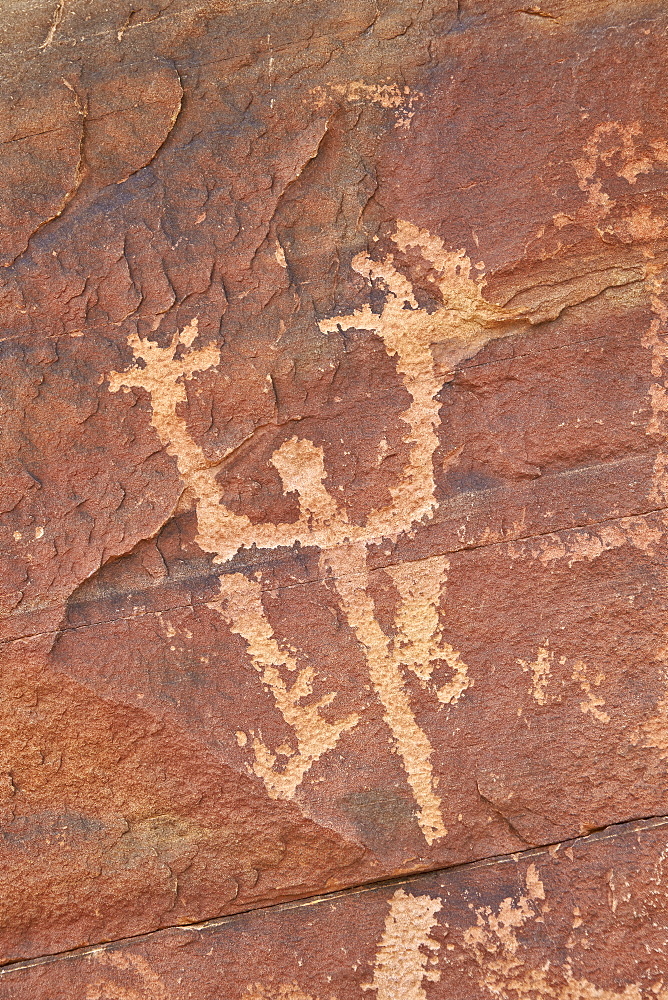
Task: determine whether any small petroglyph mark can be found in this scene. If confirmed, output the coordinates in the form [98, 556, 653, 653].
[364, 889, 441, 1000]
[563, 122, 668, 240]
[644, 286, 668, 505]
[39, 0, 66, 50]
[274, 242, 288, 268]
[243, 984, 313, 1000]
[462, 864, 645, 1000]
[572, 660, 609, 724]
[508, 519, 662, 568]
[518, 644, 552, 706]
[310, 81, 422, 128]
[89, 952, 168, 1000]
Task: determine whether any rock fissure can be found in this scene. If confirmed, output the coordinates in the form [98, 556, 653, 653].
[2, 813, 668, 977]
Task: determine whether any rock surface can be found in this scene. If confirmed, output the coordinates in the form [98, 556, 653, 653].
[5, 819, 668, 998]
[3, 0, 668, 989]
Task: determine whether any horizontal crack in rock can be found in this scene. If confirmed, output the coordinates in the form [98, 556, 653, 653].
[2, 811, 668, 975]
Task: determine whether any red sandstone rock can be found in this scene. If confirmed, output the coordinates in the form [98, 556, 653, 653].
[2, 0, 668, 979]
[5, 819, 668, 998]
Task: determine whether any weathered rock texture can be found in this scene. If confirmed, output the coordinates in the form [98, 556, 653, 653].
[3, 0, 668, 991]
[5, 818, 668, 999]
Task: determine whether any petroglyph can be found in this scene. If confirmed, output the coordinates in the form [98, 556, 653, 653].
[244, 986, 314, 1000]
[87, 952, 168, 1000]
[39, 0, 66, 50]
[363, 889, 441, 1000]
[572, 660, 610, 724]
[553, 114, 668, 620]
[310, 81, 421, 128]
[108, 318, 220, 481]
[270, 437, 341, 527]
[462, 864, 647, 1000]
[572, 122, 664, 221]
[324, 545, 449, 844]
[508, 519, 662, 568]
[463, 863, 545, 957]
[643, 282, 668, 506]
[561, 121, 668, 240]
[518, 644, 552, 706]
[109, 335, 342, 562]
[638, 283, 668, 749]
[319, 221, 519, 533]
[212, 573, 359, 799]
[108, 221, 519, 562]
[518, 646, 609, 722]
[636, 640, 668, 756]
[107, 221, 520, 837]
[572, 123, 634, 223]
